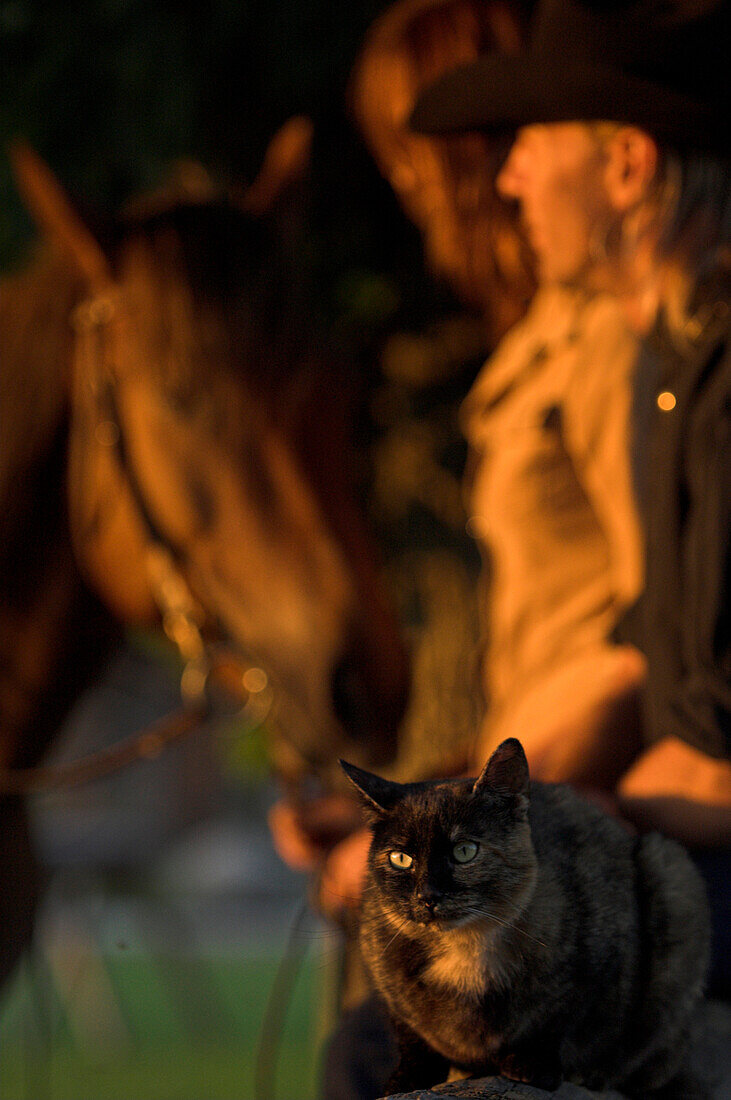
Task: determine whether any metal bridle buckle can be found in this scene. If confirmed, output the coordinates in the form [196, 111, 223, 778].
[71, 293, 118, 332]
[196, 647, 274, 732]
[144, 543, 273, 730]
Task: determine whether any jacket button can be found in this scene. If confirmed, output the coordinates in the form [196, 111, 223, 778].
[657, 391, 677, 411]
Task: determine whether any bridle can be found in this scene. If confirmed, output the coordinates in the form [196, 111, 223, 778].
[0, 286, 275, 795]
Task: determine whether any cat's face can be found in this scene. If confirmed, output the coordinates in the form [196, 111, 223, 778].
[343, 739, 537, 932]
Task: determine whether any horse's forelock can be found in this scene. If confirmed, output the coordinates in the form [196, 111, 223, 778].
[118, 204, 309, 381]
[110, 200, 345, 541]
[114, 201, 338, 456]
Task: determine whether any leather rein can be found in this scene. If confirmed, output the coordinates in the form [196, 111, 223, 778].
[0, 288, 274, 795]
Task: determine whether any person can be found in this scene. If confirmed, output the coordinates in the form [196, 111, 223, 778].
[269, 0, 538, 925]
[353, 4, 648, 793]
[349, 0, 535, 792]
[412, 0, 730, 992]
[271, 0, 645, 915]
[350, 0, 535, 344]
[274, 3, 653, 1097]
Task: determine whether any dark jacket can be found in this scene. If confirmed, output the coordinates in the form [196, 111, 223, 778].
[621, 285, 730, 759]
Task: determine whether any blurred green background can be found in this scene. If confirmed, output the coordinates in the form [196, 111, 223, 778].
[1, 937, 328, 1100]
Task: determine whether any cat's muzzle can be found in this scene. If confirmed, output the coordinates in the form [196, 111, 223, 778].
[413, 890, 445, 924]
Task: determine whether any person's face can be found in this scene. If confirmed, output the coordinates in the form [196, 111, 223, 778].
[497, 122, 615, 288]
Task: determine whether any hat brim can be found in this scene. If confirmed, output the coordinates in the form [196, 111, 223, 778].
[410, 52, 721, 153]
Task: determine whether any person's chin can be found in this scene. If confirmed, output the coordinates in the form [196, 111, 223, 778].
[537, 256, 570, 287]
[551, 266, 597, 293]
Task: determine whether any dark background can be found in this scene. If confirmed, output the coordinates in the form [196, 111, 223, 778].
[0, 0, 459, 349]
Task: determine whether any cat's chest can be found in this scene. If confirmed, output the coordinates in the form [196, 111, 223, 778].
[422, 929, 510, 1000]
[385, 929, 511, 1065]
[423, 942, 489, 999]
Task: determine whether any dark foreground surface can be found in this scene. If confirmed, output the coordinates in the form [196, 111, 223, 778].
[385, 1000, 731, 1100]
[389, 1083, 623, 1099]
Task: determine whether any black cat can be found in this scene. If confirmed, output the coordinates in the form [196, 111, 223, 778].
[342, 738, 710, 1098]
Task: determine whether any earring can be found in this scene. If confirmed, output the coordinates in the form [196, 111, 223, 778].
[619, 210, 642, 258]
[588, 221, 610, 266]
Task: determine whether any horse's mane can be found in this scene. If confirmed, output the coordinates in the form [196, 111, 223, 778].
[112, 200, 351, 492]
[0, 198, 334, 504]
[116, 202, 317, 386]
[0, 248, 84, 502]
[0, 194, 349, 545]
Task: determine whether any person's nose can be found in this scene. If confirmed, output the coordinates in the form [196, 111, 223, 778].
[496, 137, 528, 200]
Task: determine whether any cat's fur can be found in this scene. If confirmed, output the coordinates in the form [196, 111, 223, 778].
[342, 739, 710, 1098]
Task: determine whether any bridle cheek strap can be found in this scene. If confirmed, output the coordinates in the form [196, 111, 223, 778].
[0, 292, 273, 794]
[72, 289, 275, 710]
[69, 289, 210, 694]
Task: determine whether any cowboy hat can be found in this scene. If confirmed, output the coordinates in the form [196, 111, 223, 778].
[410, 0, 729, 152]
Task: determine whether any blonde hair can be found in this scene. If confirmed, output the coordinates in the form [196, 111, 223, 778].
[350, 0, 535, 339]
[587, 122, 731, 343]
[654, 151, 731, 340]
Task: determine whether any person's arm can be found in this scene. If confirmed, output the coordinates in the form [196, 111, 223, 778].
[663, 346, 731, 762]
[476, 645, 646, 789]
[494, 295, 646, 788]
[616, 337, 731, 846]
[617, 736, 731, 846]
[268, 792, 364, 871]
[562, 295, 644, 612]
[268, 793, 371, 918]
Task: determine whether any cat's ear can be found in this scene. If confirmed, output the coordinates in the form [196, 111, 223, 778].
[473, 739, 529, 800]
[340, 760, 403, 820]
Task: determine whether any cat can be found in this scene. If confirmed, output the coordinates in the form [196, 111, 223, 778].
[341, 738, 710, 1098]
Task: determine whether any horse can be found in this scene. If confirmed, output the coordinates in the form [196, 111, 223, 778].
[0, 127, 409, 986]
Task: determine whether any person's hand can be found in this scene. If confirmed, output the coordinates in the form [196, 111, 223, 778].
[268, 792, 364, 873]
[317, 827, 372, 920]
[481, 646, 646, 790]
[617, 736, 731, 847]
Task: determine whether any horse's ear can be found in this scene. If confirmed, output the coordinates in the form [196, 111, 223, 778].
[340, 759, 403, 822]
[9, 141, 113, 290]
[472, 739, 529, 799]
[237, 115, 313, 215]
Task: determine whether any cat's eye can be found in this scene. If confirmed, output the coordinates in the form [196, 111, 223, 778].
[453, 841, 479, 864]
[389, 851, 413, 870]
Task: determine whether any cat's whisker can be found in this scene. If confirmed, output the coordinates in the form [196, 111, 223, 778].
[310, 946, 352, 974]
[381, 914, 410, 953]
[463, 905, 548, 949]
[318, 884, 374, 903]
[318, 886, 358, 902]
[292, 924, 343, 941]
[318, 879, 381, 900]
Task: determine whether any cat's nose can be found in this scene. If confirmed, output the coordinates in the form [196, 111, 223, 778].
[416, 889, 443, 918]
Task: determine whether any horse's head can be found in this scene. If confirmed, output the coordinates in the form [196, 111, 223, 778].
[11, 133, 409, 783]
